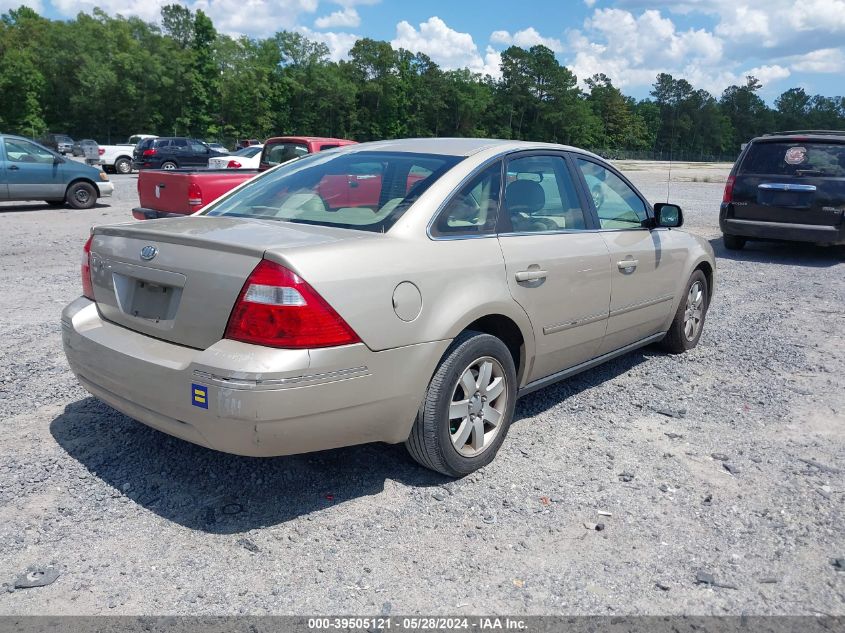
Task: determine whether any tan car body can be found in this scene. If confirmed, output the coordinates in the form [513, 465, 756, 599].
[62, 138, 715, 458]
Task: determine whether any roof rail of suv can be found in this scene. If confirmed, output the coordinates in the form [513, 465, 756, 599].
[763, 130, 845, 137]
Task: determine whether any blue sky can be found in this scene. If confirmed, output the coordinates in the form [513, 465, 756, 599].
[7, 0, 845, 101]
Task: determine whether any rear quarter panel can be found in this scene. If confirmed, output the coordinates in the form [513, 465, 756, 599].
[271, 235, 537, 381]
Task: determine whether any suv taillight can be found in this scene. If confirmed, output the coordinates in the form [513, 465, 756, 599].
[142, 148, 157, 157]
[227, 160, 242, 169]
[722, 175, 735, 203]
[224, 260, 360, 349]
[188, 182, 203, 208]
[81, 235, 94, 300]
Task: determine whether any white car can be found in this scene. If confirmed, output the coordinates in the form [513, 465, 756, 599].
[208, 145, 264, 170]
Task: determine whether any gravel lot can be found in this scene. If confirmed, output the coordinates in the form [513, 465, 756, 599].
[0, 162, 843, 616]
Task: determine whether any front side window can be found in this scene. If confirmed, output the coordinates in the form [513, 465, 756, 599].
[3, 139, 55, 164]
[504, 155, 588, 233]
[431, 162, 502, 237]
[204, 150, 462, 233]
[576, 158, 647, 228]
[190, 141, 207, 153]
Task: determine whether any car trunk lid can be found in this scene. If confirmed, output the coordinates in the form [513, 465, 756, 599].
[89, 216, 367, 349]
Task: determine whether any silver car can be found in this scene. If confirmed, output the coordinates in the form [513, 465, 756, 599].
[62, 139, 714, 476]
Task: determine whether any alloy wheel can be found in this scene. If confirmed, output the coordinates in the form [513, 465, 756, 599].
[448, 356, 508, 458]
[683, 280, 704, 341]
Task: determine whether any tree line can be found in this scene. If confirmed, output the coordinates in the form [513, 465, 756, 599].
[2, 5, 844, 160]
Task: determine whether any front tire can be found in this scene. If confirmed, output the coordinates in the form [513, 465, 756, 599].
[660, 270, 708, 354]
[66, 182, 97, 210]
[723, 234, 746, 250]
[406, 331, 517, 477]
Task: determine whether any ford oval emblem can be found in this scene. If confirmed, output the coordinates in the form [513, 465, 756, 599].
[140, 245, 158, 261]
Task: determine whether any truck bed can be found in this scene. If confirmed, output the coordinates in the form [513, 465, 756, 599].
[133, 169, 258, 219]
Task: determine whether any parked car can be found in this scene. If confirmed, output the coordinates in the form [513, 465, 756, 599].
[71, 139, 98, 157]
[128, 134, 157, 146]
[40, 133, 74, 155]
[207, 145, 264, 170]
[132, 137, 227, 170]
[63, 138, 714, 476]
[236, 139, 261, 150]
[0, 134, 113, 209]
[720, 130, 845, 249]
[133, 136, 356, 219]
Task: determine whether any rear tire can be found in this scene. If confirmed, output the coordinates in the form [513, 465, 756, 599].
[406, 331, 517, 477]
[114, 157, 132, 174]
[723, 234, 746, 250]
[65, 182, 97, 210]
[660, 270, 708, 354]
[161, 161, 177, 170]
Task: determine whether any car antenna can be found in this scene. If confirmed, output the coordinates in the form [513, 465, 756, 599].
[666, 101, 677, 203]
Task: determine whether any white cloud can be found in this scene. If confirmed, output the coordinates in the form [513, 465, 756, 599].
[787, 48, 845, 73]
[315, 7, 359, 29]
[489, 27, 562, 52]
[296, 26, 359, 61]
[391, 16, 501, 77]
[0, 0, 44, 13]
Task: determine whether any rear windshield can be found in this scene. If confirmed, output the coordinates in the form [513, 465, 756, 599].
[203, 150, 462, 232]
[263, 142, 311, 166]
[741, 141, 845, 177]
[233, 146, 262, 158]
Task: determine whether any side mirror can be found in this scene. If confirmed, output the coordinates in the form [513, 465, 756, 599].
[653, 203, 683, 228]
[53, 156, 64, 165]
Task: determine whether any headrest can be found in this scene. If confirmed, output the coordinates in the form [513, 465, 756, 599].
[505, 179, 545, 214]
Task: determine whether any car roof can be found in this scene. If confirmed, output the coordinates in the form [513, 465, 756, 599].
[331, 137, 602, 158]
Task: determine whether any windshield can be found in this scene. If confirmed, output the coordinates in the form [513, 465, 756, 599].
[204, 150, 462, 232]
[741, 141, 845, 177]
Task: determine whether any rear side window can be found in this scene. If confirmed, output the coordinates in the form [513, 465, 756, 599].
[431, 162, 501, 237]
[741, 142, 845, 177]
[153, 139, 171, 148]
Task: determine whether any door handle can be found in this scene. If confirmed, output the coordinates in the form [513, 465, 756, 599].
[8, 165, 19, 170]
[515, 269, 548, 282]
[617, 259, 638, 273]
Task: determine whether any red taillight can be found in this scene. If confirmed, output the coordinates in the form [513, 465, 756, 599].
[722, 175, 735, 203]
[142, 148, 157, 157]
[81, 235, 94, 300]
[98, 148, 105, 155]
[226, 160, 242, 169]
[224, 260, 360, 349]
[188, 182, 203, 207]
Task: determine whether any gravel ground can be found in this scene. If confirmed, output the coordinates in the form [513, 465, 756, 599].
[0, 163, 843, 616]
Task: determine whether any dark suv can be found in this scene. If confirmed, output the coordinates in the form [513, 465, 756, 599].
[720, 131, 845, 249]
[132, 137, 226, 170]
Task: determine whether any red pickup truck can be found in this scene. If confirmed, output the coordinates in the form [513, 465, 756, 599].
[132, 136, 356, 220]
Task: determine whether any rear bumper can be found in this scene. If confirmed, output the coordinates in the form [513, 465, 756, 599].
[61, 297, 447, 457]
[720, 205, 845, 245]
[132, 207, 187, 220]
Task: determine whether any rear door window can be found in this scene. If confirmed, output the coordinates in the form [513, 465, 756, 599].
[740, 142, 845, 177]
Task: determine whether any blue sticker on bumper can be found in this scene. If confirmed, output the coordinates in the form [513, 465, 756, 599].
[192, 383, 208, 409]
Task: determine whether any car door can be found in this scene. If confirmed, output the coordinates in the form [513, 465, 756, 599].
[572, 156, 683, 354]
[496, 152, 611, 383]
[0, 141, 8, 199]
[2, 138, 65, 200]
[189, 140, 211, 167]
